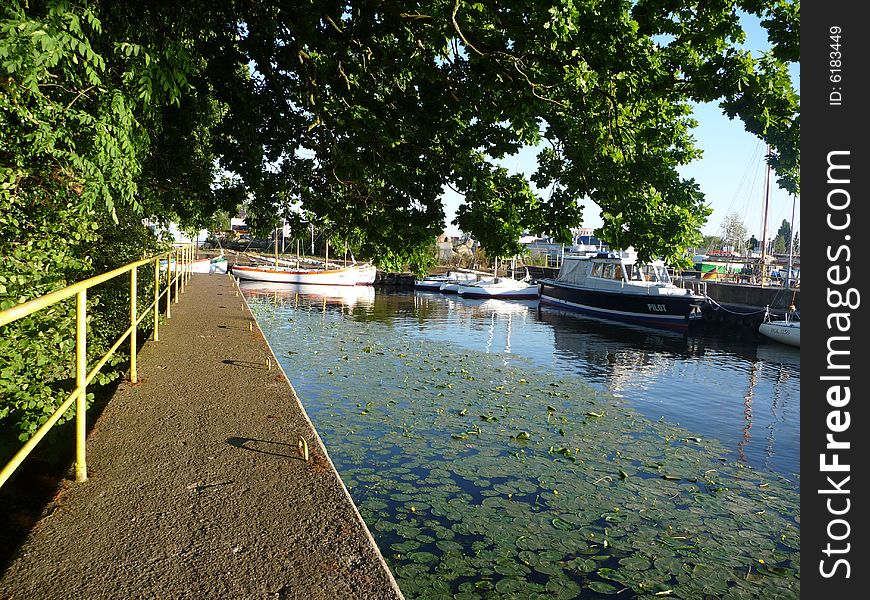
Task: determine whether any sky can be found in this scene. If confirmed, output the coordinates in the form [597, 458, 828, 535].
[441, 13, 800, 243]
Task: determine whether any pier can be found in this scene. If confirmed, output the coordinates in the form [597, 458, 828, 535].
[0, 274, 403, 600]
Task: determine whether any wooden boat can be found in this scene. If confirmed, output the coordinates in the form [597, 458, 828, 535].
[538, 251, 707, 330]
[230, 262, 376, 286]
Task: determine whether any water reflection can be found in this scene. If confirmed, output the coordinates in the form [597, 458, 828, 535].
[401, 292, 799, 478]
[535, 306, 799, 479]
[245, 287, 799, 479]
[239, 281, 376, 309]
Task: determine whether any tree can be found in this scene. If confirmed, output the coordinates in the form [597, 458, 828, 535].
[720, 212, 749, 253]
[773, 218, 791, 254]
[3, 1, 799, 266]
[0, 0, 802, 457]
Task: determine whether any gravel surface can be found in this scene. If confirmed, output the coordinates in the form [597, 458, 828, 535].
[0, 273, 404, 600]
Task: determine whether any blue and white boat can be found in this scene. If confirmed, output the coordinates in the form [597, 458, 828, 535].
[538, 251, 706, 330]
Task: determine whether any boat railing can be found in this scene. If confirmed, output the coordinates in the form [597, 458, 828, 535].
[677, 278, 707, 297]
[0, 244, 196, 490]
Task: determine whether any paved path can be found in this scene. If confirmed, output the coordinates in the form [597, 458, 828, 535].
[0, 274, 404, 600]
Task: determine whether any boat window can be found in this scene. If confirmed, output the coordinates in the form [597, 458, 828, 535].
[628, 265, 645, 281]
[637, 264, 669, 283]
[601, 264, 615, 279]
[613, 265, 624, 281]
[591, 263, 605, 278]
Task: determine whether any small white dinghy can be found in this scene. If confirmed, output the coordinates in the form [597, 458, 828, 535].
[758, 308, 800, 348]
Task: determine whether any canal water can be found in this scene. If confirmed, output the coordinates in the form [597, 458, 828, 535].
[243, 283, 800, 599]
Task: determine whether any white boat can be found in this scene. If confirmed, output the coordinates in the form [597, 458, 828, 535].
[161, 254, 228, 274]
[440, 277, 495, 294]
[758, 310, 800, 347]
[414, 271, 478, 291]
[456, 276, 540, 300]
[230, 262, 376, 286]
[538, 250, 707, 330]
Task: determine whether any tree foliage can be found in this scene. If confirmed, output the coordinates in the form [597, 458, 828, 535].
[720, 212, 750, 253]
[773, 217, 791, 254]
[2, 0, 800, 445]
[3, 0, 800, 264]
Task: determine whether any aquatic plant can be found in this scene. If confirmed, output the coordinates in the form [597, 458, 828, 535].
[251, 297, 799, 599]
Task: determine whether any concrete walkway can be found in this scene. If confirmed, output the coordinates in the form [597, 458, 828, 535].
[0, 274, 404, 600]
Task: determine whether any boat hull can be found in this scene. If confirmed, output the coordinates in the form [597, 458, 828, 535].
[230, 264, 376, 286]
[457, 289, 540, 299]
[758, 321, 800, 347]
[539, 282, 704, 330]
[414, 280, 447, 291]
[415, 272, 478, 291]
[457, 282, 540, 299]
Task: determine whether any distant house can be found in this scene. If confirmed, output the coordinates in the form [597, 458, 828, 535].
[143, 220, 208, 245]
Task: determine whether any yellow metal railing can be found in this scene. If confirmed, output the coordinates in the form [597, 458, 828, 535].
[0, 244, 195, 489]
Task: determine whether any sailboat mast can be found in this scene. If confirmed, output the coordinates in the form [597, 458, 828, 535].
[759, 146, 771, 286]
[785, 194, 797, 290]
[274, 226, 279, 268]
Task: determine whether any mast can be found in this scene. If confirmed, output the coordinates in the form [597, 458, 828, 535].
[785, 194, 797, 294]
[758, 146, 771, 286]
[274, 226, 279, 268]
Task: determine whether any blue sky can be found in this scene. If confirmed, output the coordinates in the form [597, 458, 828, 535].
[442, 13, 799, 242]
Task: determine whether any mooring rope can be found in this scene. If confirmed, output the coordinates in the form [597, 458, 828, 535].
[705, 296, 770, 316]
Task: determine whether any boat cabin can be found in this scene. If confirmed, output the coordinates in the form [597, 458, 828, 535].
[555, 252, 674, 289]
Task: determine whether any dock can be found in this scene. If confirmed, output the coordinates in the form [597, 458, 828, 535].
[0, 274, 404, 600]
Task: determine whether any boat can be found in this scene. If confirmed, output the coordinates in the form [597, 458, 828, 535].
[758, 309, 800, 347]
[230, 262, 376, 286]
[414, 271, 478, 291]
[440, 277, 493, 294]
[691, 253, 748, 281]
[161, 254, 228, 274]
[537, 250, 707, 330]
[456, 275, 540, 299]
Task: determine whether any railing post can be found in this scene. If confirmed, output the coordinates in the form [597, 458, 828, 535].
[180, 245, 186, 295]
[153, 257, 160, 341]
[75, 289, 88, 482]
[130, 267, 137, 383]
[174, 248, 180, 303]
[166, 252, 172, 319]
